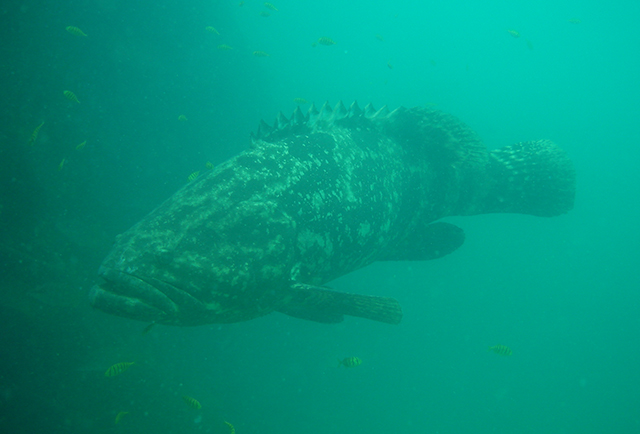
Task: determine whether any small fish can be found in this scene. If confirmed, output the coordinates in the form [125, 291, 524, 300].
[187, 171, 200, 182]
[507, 29, 520, 38]
[58, 158, 66, 171]
[568, 18, 581, 24]
[205, 161, 215, 170]
[183, 395, 202, 409]
[141, 322, 156, 335]
[338, 356, 362, 368]
[75, 140, 86, 150]
[205, 26, 220, 35]
[430, 59, 437, 67]
[105, 362, 135, 377]
[526, 40, 534, 50]
[375, 34, 384, 42]
[264, 2, 278, 11]
[259, 11, 271, 17]
[63, 90, 80, 103]
[66, 26, 87, 37]
[293, 98, 308, 105]
[387, 61, 393, 69]
[178, 115, 188, 121]
[115, 411, 129, 424]
[238, 1, 245, 6]
[224, 421, 236, 434]
[218, 44, 234, 50]
[489, 345, 513, 356]
[28, 121, 45, 146]
[317, 37, 336, 46]
[253, 51, 270, 57]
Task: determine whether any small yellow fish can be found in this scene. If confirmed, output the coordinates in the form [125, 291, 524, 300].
[568, 18, 581, 24]
[63, 90, 80, 103]
[259, 11, 271, 17]
[28, 121, 45, 146]
[66, 26, 87, 37]
[430, 59, 437, 67]
[75, 140, 87, 150]
[526, 40, 534, 51]
[311, 41, 317, 48]
[115, 411, 129, 424]
[141, 322, 156, 335]
[507, 29, 520, 38]
[183, 395, 202, 409]
[205, 26, 220, 35]
[178, 115, 188, 121]
[338, 356, 362, 368]
[224, 421, 236, 434]
[187, 171, 200, 182]
[238, 1, 245, 6]
[253, 51, 270, 57]
[105, 362, 135, 377]
[375, 34, 384, 42]
[264, 2, 278, 11]
[317, 37, 336, 46]
[293, 98, 308, 105]
[217, 44, 234, 50]
[205, 161, 215, 170]
[58, 158, 66, 171]
[489, 345, 513, 356]
[387, 61, 393, 69]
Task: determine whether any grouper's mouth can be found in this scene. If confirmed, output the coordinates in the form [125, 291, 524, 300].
[89, 266, 208, 325]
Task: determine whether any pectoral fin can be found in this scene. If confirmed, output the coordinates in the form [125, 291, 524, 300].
[276, 283, 403, 324]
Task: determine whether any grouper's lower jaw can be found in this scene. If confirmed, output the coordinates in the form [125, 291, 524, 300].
[89, 267, 180, 324]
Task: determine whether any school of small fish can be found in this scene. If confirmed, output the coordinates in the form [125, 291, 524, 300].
[182, 395, 202, 410]
[105, 362, 135, 377]
[489, 345, 513, 356]
[27, 122, 44, 146]
[338, 356, 362, 368]
[66, 26, 87, 37]
[225, 421, 236, 434]
[317, 36, 336, 46]
[115, 411, 129, 424]
[63, 90, 80, 103]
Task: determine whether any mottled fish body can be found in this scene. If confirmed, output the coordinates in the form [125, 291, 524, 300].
[90, 101, 575, 326]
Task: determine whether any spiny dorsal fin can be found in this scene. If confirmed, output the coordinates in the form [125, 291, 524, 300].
[251, 101, 395, 142]
[363, 103, 377, 118]
[276, 112, 288, 130]
[291, 106, 307, 126]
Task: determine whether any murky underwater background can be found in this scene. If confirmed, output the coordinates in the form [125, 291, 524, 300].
[1, 0, 639, 433]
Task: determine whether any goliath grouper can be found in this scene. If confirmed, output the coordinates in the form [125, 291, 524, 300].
[90, 102, 575, 326]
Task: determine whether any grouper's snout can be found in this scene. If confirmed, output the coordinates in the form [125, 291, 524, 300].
[89, 267, 178, 323]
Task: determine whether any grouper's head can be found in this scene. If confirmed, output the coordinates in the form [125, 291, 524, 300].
[89, 168, 297, 326]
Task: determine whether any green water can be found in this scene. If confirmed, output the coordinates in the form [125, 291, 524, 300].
[1, 0, 638, 433]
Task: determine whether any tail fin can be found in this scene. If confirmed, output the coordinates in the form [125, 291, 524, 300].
[484, 140, 575, 216]
[276, 283, 403, 325]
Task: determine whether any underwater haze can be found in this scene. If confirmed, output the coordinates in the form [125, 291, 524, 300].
[1, 0, 639, 433]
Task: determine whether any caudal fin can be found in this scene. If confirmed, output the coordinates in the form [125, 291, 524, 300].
[276, 283, 403, 325]
[484, 140, 575, 217]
